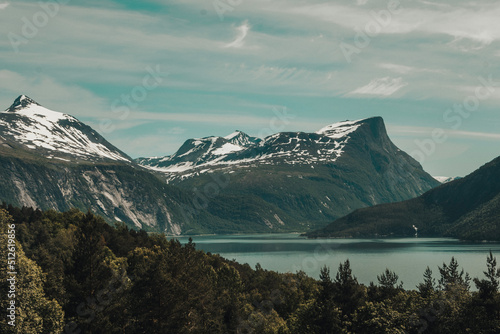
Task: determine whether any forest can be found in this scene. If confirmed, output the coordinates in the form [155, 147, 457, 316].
[1, 204, 500, 333]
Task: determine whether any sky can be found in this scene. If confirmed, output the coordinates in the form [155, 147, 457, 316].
[1, 0, 500, 177]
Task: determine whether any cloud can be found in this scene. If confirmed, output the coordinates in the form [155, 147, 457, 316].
[388, 125, 500, 140]
[378, 63, 447, 76]
[121, 110, 282, 127]
[349, 77, 408, 97]
[166, 127, 186, 135]
[226, 21, 250, 48]
[0, 2, 9, 10]
[378, 63, 415, 74]
[287, 1, 500, 45]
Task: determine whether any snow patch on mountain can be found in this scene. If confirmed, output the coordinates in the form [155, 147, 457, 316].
[316, 120, 362, 139]
[138, 118, 372, 180]
[212, 142, 244, 155]
[434, 176, 461, 184]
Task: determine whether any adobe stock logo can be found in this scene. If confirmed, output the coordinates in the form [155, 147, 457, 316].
[410, 74, 499, 164]
[0, 2, 10, 10]
[8, 0, 70, 53]
[339, 0, 402, 63]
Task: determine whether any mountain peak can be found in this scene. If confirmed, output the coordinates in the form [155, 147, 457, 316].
[6, 95, 41, 112]
[224, 130, 261, 147]
[316, 118, 364, 139]
[224, 130, 244, 140]
[316, 117, 384, 139]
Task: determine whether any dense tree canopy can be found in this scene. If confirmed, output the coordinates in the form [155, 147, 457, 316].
[0, 204, 499, 333]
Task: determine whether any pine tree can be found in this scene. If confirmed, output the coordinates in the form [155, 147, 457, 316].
[376, 268, 403, 300]
[378, 269, 400, 289]
[332, 260, 365, 327]
[64, 211, 118, 332]
[474, 251, 500, 299]
[417, 266, 436, 298]
[438, 257, 470, 291]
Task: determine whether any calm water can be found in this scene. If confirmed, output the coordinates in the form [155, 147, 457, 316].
[175, 234, 500, 290]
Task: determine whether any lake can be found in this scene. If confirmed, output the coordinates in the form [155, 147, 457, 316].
[175, 234, 500, 290]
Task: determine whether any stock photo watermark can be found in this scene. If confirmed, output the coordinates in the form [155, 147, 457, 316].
[99, 65, 168, 135]
[8, 0, 70, 53]
[5, 223, 16, 327]
[0, 1, 10, 10]
[411, 74, 499, 164]
[179, 106, 295, 222]
[63, 269, 129, 334]
[340, 0, 403, 63]
[212, 0, 243, 21]
[238, 239, 338, 333]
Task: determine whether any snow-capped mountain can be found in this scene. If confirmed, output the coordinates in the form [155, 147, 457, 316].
[433, 176, 462, 184]
[0, 96, 441, 234]
[0, 95, 130, 162]
[0, 95, 226, 234]
[136, 130, 263, 173]
[137, 117, 440, 229]
[138, 118, 371, 178]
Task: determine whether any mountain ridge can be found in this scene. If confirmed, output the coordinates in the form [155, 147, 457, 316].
[0, 95, 440, 234]
[306, 155, 500, 240]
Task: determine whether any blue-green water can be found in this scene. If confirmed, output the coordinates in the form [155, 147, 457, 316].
[174, 234, 500, 290]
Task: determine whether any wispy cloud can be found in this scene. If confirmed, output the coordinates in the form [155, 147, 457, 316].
[389, 125, 500, 140]
[287, 1, 500, 44]
[0, 2, 9, 10]
[349, 77, 408, 97]
[379, 64, 415, 74]
[226, 21, 250, 48]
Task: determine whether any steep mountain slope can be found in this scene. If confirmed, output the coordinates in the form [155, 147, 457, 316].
[138, 117, 440, 229]
[306, 156, 500, 240]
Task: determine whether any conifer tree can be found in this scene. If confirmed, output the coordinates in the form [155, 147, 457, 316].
[474, 251, 500, 299]
[418, 266, 436, 298]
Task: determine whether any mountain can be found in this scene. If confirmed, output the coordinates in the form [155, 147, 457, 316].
[138, 117, 440, 230]
[138, 120, 368, 178]
[0, 95, 248, 234]
[0, 96, 441, 234]
[136, 131, 262, 173]
[306, 155, 500, 240]
[0, 95, 131, 162]
[433, 176, 462, 184]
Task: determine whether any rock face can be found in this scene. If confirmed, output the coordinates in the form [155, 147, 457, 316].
[0, 156, 177, 233]
[0, 96, 208, 234]
[306, 155, 500, 241]
[138, 117, 440, 230]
